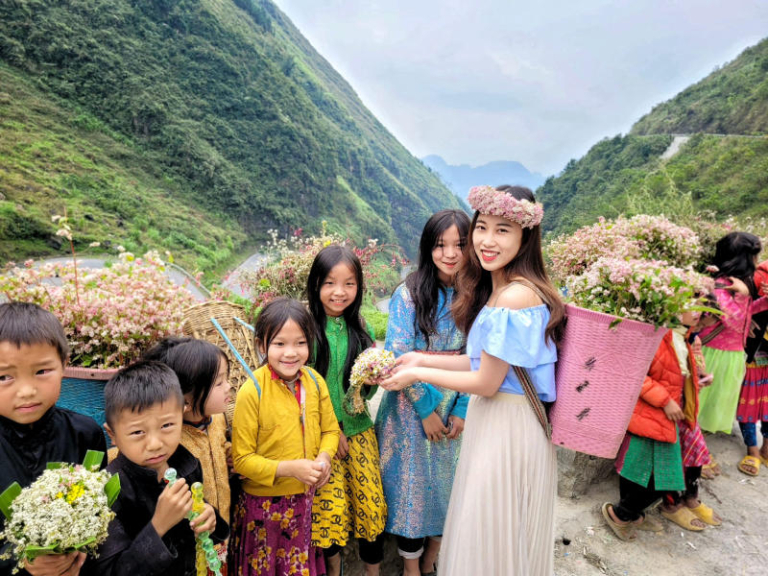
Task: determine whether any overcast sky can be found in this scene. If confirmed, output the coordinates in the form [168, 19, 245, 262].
[273, 0, 768, 176]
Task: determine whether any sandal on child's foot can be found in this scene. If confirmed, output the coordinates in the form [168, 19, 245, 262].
[601, 503, 637, 541]
[737, 455, 760, 476]
[688, 503, 722, 526]
[661, 507, 706, 531]
[634, 514, 664, 532]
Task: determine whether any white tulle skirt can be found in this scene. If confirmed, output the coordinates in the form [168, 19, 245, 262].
[440, 393, 557, 576]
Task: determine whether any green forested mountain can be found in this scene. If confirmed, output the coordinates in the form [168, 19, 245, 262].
[0, 0, 460, 272]
[632, 38, 768, 136]
[538, 38, 768, 237]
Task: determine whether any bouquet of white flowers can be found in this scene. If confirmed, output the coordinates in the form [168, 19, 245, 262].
[343, 348, 395, 415]
[0, 451, 120, 574]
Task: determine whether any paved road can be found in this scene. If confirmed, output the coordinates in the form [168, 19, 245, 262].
[220, 252, 270, 298]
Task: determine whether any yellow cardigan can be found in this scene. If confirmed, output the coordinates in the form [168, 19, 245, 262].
[232, 365, 340, 497]
[181, 414, 231, 523]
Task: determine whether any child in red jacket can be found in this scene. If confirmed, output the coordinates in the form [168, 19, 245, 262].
[602, 310, 721, 540]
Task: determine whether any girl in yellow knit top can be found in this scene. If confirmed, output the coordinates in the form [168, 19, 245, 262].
[232, 297, 340, 576]
[142, 336, 233, 573]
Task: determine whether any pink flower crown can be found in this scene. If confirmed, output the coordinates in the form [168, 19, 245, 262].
[467, 185, 544, 229]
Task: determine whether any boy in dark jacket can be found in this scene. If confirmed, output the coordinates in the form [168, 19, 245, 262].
[0, 302, 106, 576]
[85, 361, 228, 576]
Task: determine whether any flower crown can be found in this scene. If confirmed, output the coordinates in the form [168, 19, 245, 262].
[467, 185, 544, 229]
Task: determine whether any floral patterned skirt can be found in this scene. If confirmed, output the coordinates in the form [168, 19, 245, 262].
[231, 491, 325, 576]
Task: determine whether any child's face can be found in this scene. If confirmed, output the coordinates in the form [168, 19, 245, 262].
[261, 319, 309, 381]
[199, 358, 231, 416]
[106, 400, 183, 479]
[432, 224, 464, 284]
[0, 341, 63, 425]
[681, 310, 701, 327]
[319, 262, 358, 318]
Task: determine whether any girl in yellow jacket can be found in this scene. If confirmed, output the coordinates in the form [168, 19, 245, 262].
[232, 297, 341, 576]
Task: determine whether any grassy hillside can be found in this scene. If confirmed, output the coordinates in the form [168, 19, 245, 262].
[0, 64, 247, 277]
[632, 38, 768, 135]
[539, 38, 768, 237]
[0, 0, 459, 268]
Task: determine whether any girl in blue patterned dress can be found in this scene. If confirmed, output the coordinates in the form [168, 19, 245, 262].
[382, 186, 566, 576]
[374, 209, 470, 576]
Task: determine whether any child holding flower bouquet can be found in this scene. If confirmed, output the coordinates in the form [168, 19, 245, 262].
[305, 245, 387, 576]
[0, 303, 106, 576]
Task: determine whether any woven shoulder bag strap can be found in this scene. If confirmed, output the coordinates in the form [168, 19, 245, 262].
[498, 279, 553, 439]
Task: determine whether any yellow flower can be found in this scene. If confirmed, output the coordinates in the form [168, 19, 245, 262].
[258, 528, 267, 539]
[262, 500, 271, 511]
[284, 508, 294, 519]
[66, 484, 85, 504]
[291, 529, 299, 539]
[247, 521, 256, 531]
[276, 549, 286, 559]
[270, 512, 282, 522]
[280, 518, 290, 529]
[298, 552, 308, 564]
[302, 569, 310, 576]
[55, 492, 64, 500]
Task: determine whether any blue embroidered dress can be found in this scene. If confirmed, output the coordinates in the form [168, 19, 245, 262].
[375, 284, 468, 538]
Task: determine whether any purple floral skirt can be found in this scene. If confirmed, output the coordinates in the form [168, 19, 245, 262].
[231, 491, 326, 576]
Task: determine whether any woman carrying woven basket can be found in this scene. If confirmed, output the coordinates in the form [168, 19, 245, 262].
[381, 185, 565, 576]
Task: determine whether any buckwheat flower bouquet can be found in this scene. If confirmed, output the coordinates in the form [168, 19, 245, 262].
[343, 348, 395, 415]
[0, 452, 120, 574]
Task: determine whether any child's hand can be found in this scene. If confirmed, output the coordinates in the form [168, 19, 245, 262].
[151, 477, 192, 537]
[726, 277, 749, 295]
[284, 459, 324, 486]
[445, 415, 465, 439]
[336, 432, 349, 460]
[314, 453, 332, 488]
[663, 400, 685, 422]
[422, 412, 449, 442]
[24, 552, 86, 576]
[191, 503, 217, 536]
[698, 373, 714, 388]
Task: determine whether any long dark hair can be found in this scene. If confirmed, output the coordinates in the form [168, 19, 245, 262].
[452, 185, 566, 345]
[142, 337, 229, 417]
[711, 232, 762, 298]
[404, 209, 470, 342]
[306, 245, 373, 391]
[254, 297, 316, 366]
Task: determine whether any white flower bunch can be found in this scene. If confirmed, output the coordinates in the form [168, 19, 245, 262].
[0, 464, 117, 574]
[343, 348, 395, 415]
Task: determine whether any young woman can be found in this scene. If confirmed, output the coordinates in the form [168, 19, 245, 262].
[375, 209, 470, 576]
[382, 186, 565, 576]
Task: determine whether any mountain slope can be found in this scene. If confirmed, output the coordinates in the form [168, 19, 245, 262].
[537, 38, 768, 237]
[632, 38, 768, 136]
[0, 0, 459, 263]
[422, 155, 545, 200]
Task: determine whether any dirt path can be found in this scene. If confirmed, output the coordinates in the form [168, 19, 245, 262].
[554, 428, 766, 576]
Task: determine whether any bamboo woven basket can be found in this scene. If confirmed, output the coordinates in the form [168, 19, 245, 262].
[181, 300, 261, 426]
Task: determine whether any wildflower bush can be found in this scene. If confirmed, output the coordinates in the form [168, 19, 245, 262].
[0, 462, 117, 574]
[565, 257, 715, 328]
[548, 214, 701, 281]
[239, 224, 408, 308]
[0, 250, 196, 368]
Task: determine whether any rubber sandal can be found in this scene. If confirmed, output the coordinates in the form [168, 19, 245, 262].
[700, 466, 716, 480]
[635, 514, 664, 532]
[601, 503, 637, 541]
[660, 507, 706, 531]
[702, 461, 721, 477]
[688, 503, 722, 526]
[737, 455, 760, 476]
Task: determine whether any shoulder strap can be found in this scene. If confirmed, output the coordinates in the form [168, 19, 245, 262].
[512, 365, 552, 439]
[305, 368, 321, 392]
[699, 321, 725, 346]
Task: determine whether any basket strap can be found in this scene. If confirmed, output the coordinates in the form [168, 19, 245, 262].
[210, 317, 261, 397]
[234, 316, 255, 332]
[512, 365, 552, 439]
[699, 321, 724, 346]
[305, 368, 321, 393]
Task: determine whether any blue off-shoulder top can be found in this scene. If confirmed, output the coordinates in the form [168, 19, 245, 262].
[466, 304, 557, 401]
